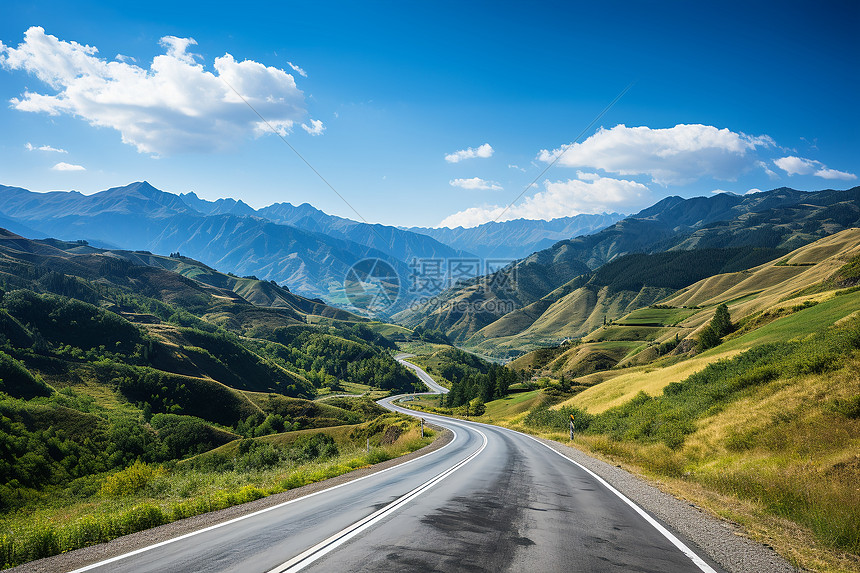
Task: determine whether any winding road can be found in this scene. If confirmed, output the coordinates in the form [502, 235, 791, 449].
[68, 358, 723, 573]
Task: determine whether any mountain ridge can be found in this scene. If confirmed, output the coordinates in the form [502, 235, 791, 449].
[398, 186, 860, 346]
[406, 212, 626, 259]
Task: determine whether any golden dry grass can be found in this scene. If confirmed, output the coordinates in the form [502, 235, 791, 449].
[557, 348, 742, 413]
[554, 230, 860, 413]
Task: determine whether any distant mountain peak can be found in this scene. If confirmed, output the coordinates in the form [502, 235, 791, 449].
[179, 190, 256, 217]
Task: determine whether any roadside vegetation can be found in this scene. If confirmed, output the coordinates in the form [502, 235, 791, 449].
[400, 235, 860, 572]
[0, 232, 436, 569]
[0, 414, 432, 568]
[514, 314, 860, 570]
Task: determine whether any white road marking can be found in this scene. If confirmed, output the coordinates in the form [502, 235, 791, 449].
[68, 425, 461, 573]
[401, 401, 720, 573]
[516, 431, 719, 573]
[267, 425, 488, 572]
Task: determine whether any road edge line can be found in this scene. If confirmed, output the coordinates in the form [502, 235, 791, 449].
[514, 431, 718, 573]
[268, 427, 489, 573]
[68, 426, 459, 573]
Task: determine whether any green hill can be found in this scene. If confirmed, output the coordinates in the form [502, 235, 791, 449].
[509, 229, 860, 406]
[399, 187, 860, 348]
[464, 247, 786, 357]
[0, 227, 426, 567]
[441, 229, 860, 570]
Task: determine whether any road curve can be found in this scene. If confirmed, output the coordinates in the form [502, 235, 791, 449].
[394, 353, 449, 394]
[68, 359, 722, 573]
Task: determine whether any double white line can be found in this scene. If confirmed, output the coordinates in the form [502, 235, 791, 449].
[267, 425, 488, 572]
[69, 422, 477, 572]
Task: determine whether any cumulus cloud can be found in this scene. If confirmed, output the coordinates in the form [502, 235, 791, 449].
[287, 61, 307, 77]
[301, 118, 325, 136]
[25, 142, 67, 153]
[445, 143, 493, 163]
[438, 173, 648, 228]
[449, 177, 503, 191]
[746, 188, 763, 194]
[448, 177, 502, 191]
[538, 124, 775, 185]
[0, 27, 308, 155]
[51, 161, 85, 171]
[773, 156, 856, 180]
[815, 168, 857, 180]
[773, 156, 819, 175]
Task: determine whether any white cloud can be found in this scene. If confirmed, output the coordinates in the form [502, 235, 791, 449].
[746, 188, 763, 195]
[755, 160, 778, 179]
[773, 155, 818, 175]
[287, 61, 307, 77]
[438, 173, 648, 228]
[301, 118, 325, 136]
[0, 27, 308, 155]
[25, 142, 67, 153]
[815, 167, 857, 180]
[159, 36, 199, 64]
[51, 161, 85, 171]
[449, 177, 502, 191]
[507, 164, 525, 172]
[445, 143, 493, 163]
[538, 124, 775, 185]
[773, 156, 856, 180]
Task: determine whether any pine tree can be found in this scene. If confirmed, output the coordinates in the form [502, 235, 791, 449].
[712, 303, 733, 337]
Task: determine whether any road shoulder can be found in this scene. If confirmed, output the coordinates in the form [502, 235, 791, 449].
[533, 436, 799, 573]
[8, 427, 453, 573]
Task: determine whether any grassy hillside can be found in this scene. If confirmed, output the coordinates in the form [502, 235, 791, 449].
[0, 228, 429, 568]
[399, 187, 860, 345]
[419, 229, 860, 571]
[510, 229, 860, 409]
[464, 247, 787, 357]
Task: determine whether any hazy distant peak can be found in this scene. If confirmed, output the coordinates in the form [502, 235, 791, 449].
[179, 190, 256, 217]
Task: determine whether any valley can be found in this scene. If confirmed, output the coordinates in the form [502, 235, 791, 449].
[1, 6, 857, 572]
[1, 185, 859, 572]
[397, 228, 860, 572]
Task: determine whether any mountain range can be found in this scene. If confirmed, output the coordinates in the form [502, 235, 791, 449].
[0, 182, 406, 304]
[406, 213, 625, 260]
[398, 186, 860, 355]
[0, 182, 620, 313]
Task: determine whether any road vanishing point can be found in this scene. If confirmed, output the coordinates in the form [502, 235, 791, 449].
[67, 356, 723, 573]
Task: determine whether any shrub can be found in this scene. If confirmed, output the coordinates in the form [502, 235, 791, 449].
[115, 504, 166, 535]
[469, 398, 486, 416]
[100, 461, 167, 496]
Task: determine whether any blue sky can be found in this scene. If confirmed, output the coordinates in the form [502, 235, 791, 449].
[0, 0, 857, 227]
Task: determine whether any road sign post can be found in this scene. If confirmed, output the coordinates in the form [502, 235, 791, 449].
[569, 413, 575, 440]
[420, 418, 424, 438]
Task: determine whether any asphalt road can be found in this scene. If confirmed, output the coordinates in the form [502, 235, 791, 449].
[70, 359, 723, 573]
[395, 353, 450, 394]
